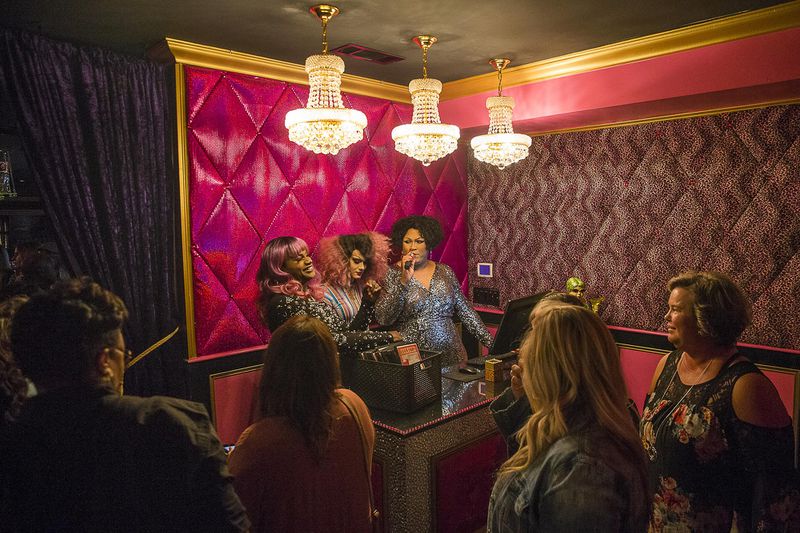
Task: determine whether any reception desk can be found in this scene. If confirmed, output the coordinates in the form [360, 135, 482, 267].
[188, 350, 508, 532]
[369, 370, 507, 533]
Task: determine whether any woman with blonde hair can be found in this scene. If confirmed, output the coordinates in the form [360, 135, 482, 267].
[487, 300, 649, 532]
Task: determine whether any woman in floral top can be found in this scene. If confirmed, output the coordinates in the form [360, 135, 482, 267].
[640, 271, 798, 531]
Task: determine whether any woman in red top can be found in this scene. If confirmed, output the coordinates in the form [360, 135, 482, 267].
[228, 314, 375, 533]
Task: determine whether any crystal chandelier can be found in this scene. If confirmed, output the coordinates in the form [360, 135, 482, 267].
[392, 36, 460, 166]
[470, 59, 531, 169]
[285, 4, 367, 155]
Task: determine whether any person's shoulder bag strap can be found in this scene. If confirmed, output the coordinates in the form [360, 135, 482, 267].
[339, 392, 380, 532]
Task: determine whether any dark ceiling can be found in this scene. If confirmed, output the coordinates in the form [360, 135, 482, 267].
[4, 0, 791, 85]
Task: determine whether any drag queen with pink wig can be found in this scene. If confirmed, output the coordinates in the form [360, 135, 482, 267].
[256, 236, 397, 357]
[316, 232, 390, 329]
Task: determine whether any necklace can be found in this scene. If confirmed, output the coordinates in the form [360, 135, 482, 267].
[648, 352, 713, 459]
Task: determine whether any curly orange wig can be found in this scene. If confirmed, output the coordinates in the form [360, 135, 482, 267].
[316, 232, 390, 290]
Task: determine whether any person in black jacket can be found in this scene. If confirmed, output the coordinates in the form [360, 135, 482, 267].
[0, 278, 249, 532]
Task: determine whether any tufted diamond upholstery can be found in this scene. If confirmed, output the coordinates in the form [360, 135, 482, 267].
[468, 105, 800, 350]
[186, 66, 469, 356]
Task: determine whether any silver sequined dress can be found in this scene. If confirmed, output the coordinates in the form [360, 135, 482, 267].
[375, 263, 492, 365]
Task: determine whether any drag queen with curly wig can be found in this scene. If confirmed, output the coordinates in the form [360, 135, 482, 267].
[316, 232, 390, 328]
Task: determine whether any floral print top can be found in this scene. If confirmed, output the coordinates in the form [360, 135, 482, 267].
[640, 350, 798, 532]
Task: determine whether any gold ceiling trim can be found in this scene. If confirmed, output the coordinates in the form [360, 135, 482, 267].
[442, 0, 800, 100]
[525, 97, 800, 137]
[162, 38, 410, 103]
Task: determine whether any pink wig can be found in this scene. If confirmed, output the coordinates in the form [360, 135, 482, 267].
[316, 232, 390, 291]
[256, 236, 325, 308]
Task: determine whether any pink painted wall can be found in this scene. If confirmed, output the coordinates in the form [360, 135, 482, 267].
[442, 27, 800, 134]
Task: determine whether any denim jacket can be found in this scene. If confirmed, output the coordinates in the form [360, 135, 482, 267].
[487, 427, 649, 533]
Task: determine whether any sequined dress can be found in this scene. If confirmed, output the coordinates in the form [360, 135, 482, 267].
[639, 350, 798, 532]
[375, 263, 492, 365]
[267, 294, 392, 357]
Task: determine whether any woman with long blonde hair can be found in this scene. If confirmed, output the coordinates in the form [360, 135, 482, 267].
[487, 300, 649, 532]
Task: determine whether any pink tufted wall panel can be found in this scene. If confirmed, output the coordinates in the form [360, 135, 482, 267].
[468, 105, 800, 350]
[185, 66, 469, 356]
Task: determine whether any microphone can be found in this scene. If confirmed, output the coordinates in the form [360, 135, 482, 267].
[403, 252, 416, 270]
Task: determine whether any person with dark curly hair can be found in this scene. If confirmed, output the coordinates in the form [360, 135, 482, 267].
[640, 271, 797, 531]
[316, 232, 390, 327]
[0, 278, 249, 532]
[0, 295, 29, 428]
[257, 236, 399, 357]
[375, 215, 492, 365]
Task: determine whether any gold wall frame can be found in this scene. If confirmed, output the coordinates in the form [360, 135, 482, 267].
[525, 96, 800, 137]
[160, 38, 410, 103]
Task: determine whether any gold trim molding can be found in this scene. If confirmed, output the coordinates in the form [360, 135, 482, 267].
[526, 97, 800, 137]
[442, 0, 800, 100]
[160, 38, 410, 103]
[174, 62, 197, 358]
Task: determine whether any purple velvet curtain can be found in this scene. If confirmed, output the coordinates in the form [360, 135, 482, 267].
[0, 29, 186, 397]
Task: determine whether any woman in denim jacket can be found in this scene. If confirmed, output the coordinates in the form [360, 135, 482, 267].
[487, 300, 650, 532]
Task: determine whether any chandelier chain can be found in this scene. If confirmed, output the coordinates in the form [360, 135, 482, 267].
[285, 4, 366, 155]
[471, 58, 531, 169]
[391, 35, 459, 166]
[498, 68, 503, 96]
[321, 16, 329, 53]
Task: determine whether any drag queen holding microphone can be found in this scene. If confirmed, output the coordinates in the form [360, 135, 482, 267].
[376, 216, 492, 365]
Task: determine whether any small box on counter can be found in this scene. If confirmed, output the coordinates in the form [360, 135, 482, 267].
[342, 348, 442, 413]
[482, 378, 506, 398]
[396, 343, 421, 365]
[484, 358, 504, 382]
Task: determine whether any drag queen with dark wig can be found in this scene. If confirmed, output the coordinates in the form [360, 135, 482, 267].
[316, 232, 390, 328]
[257, 236, 398, 357]
[376, 215, 492, 365]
